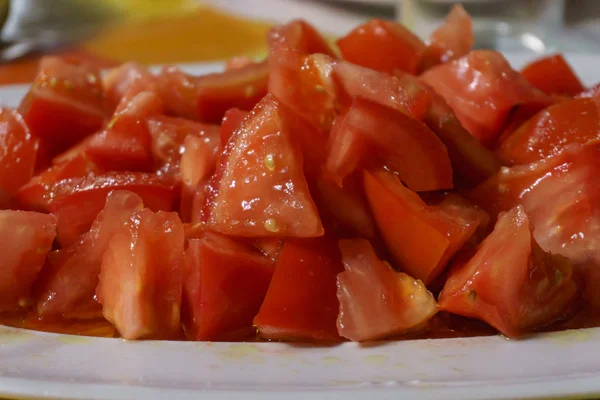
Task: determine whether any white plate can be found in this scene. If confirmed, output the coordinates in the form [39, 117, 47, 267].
[1, 54, 599, 400]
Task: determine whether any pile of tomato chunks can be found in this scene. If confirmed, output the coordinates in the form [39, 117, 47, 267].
[1, 5, 599, 342]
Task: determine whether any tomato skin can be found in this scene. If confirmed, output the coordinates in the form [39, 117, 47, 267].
[0, 109, 38, 195]
[521, 54, 584, 97]
[326, 97, 453, 192]
[182, 233, 274, 341]
[337, 19, 426, 75]
[439, 206, 577, 338]
[254, 237, 343, 341]
[19, 57, 105, 157]
[336, 239, 437, 342]
[48, 172, 177, 246]
[220, 108, 248, 145]
[36, 191, 144, 319]
[419, 4, 474, 72]
[0, 211, 56, 312]
[421, 50, 554, 145]
[206, 94, 323, 237]
[267, 19, 335, 57]
[103, 63, 155, 112]
[97, 209, 184, 340]
[497, 97, 600, 165]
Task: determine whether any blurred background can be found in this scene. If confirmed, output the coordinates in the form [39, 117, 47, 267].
[0, 0, 598, 84]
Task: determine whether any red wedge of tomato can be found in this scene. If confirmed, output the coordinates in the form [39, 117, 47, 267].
[521, 54, 584, 97]
[19, 56, 105, 157]
[220, 108, 248, 144]
[497, 97, 600, 165]
[205, 94, 323, 237]
[0, 109, 38, 195]
[254, 236, 343, 342]
[336, 239, 437, 341]
[419, 4, 474, 72]
[421, 50, 554, 145]
[326, 97, 452, 192]
[182, 232, 274, 341]
[36, 191, 144, 319]
[439, 206, 577, 338]
[103, 63, 156, 112]
[155, 65, 199, 120]
[48, 172, 177, 246]
[267, 19, 336, 56]
[364, 170, 482, 284]
[0, 211, 56, 312]
[337, 19, 426, 75]
[97, 208, 184, 340]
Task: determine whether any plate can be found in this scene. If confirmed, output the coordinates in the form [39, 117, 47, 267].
[1, 54, 599, 400]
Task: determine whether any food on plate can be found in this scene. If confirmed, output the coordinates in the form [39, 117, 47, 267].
[0, 9, 598, 342]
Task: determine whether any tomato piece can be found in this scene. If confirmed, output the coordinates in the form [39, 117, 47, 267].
[48, 172, 177, 246]
[0, 211, 56, 312]
[333, 61, 432, 121]
[206, 94, 323, 237]
[196, 61, 268, 123]
[268, 47, 338, 132]
[182, 232, 274, 341]
[364, 170, 481, 284]
[576, 83, 600, 99]
[337, 19, 425, 75]
[155, 65, 199, 120]
[421, 50, 554, 145]
[439, 206, 577, 338]
[0, 109, 38, 194]
[220, 108, 248, 144]
[326, 97, 452, 192]
[18, 57, 105, 156]
[97, 208, 184, 340]
[521, 54, 584, 97]
[267, 19, 335, 57]
[254, 237, 343, 341]
[419, 4, 474, 72]
[252, 237, 284, 262]
[226, 56, 254, 71]
[336, 239, 437, 341]
[36, 191, 144, 319]
[103, 63, 156, 112]
[497, 97, 600, 165]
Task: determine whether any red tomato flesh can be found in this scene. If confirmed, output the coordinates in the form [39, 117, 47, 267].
[0, 109, 38, 195]
[267, 19, 336, 57]
[103, 63, 156, 112]
[220, 108, 248, 145]
[521, 54, 584, 97]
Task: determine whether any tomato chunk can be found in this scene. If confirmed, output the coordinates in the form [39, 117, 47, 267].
[326, 97, 452, 192]
[19, 57, 105, 157]
[521, 54, 584, 97]
[0, 211, 56, 312]
[577, 83, 600, 99]
[103, 63, 156, 112]
[97, 208, 183, 339]
[155, 65, 199, 120]
[337, 19, 426, 75]
[206, 94, 323, 237]
[267, 19, 335, 57]
[336, 239, 437, 341]
[497, 97, 600, 165]
[182, 233, 274, 341]
[0, 109, 38, 195]
[421, 50, 554, 145]
[36, 191, 144, 319]
[254, 237, 343, 342]
[220, 108, 248, 144]
[439, 206, 577, 338]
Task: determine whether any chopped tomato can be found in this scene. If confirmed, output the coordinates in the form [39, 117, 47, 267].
[36, 191, 144, 319]
[254, 236, 343, 341]
[497, 97, 600, 165]
[252, 237, 284, 262]
[439, 206, 577, 338]
[336, 239, 437, 341]
[97, 209, 184, 340]
[190, 181, 209, 224]
[333, 61, 432, 121]
[196, 61, 268, 123]
[419, 4, 474, 72]
[521, 54, 584, 97]
[0, 211, 56, 312]
[103, 63, 156, 112]
[326, 97, 452, 192]
[48, 172, 177, 246]
[220, 108, 248, 144]
[182, 232, 274, 341]
[155, 65, 199, 120]
[577, 83, 600, 99]
[19, 56, 105, 157]
[226, 56, 254, 71]
[268, 47, 338, 132]
[267, 19, 335, 57]
[206, 94, 323, 237]
[421, 50, 554, 145]
[364, 170, 481, 284]
[0, 109, 38, 194]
